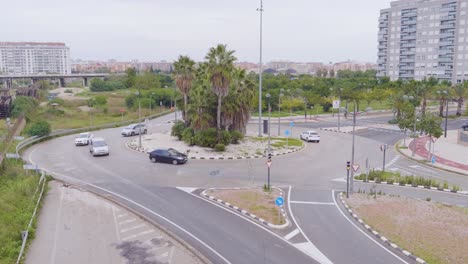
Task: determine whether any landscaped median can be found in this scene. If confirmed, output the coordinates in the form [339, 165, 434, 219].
[201, 187, 289, 228]
[341, 193, 468, 264]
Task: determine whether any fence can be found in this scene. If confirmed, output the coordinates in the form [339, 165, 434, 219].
[0, 114, 26, 166]
[13, 110, 173, 263]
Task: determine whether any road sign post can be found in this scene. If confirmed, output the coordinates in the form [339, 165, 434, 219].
[346, 161, 351, 198]
[284, 130, 290, 147]
[380, 144, 389, 172]
[275, 196, 284, 222]
[266, 154, 272, 191]
[289, 121, 294, 139]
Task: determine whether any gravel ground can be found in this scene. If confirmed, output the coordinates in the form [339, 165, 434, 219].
[127, 132, 302, 158]
[346, 194, 468, 264]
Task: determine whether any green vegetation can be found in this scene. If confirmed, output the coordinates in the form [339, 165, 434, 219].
[0, 160, 45, 264]
[26, 120, 51, 136]
[355, 169, 461, 191]
[10, 96, 37, 119]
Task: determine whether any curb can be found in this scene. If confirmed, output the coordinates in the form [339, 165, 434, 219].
[353, 179, 467, 195]
[319, 127, 370, 134]
[338, 192, 427, 264]
[126, 140, 305, 160]
[395, 140, 468, 177]
[201, 188, 290, 229]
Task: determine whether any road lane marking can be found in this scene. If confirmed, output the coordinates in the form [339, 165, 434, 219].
[176, 187, 198, 194]
[119, 218, 137, 225]
[120, 223, 146, 233]
[284, 228, 300, 241]
[331, 190, 409, 264]
[121, 229, 155, 241]
[290, 201, 334, 205]
[288, 186, 333, 264]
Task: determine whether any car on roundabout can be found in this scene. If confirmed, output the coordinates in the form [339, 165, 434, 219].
[121, 123, 147, 137]
[462, 122, 468, 131]
[149, 148, 187, 165]
[300, 130, 320, 143]
[89, 137, 109, 156]
[74, 132, 93, 146]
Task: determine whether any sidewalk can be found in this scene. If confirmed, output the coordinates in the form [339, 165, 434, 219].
[403, 130, 468, 174]
[26, 181, 202, 264]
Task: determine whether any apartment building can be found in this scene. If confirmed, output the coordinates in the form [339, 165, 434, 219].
[0, 42, 71, 75]
[377, 0, 468, 83]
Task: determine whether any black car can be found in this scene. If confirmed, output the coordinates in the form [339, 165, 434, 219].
[149, 148, 187, 165]
[462, 122, 468, 131]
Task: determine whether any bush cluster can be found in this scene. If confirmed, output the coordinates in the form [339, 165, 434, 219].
[171, 122, 243, 150]
[11, 96, 37, 119]
[355, 170, 462, 191]
[26, 120, 51, 136]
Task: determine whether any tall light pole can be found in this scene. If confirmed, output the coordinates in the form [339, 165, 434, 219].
[443, 90, 449, 138]
[350, 102, 357, 193]
[266, 93, 271, 153]
[278, 91, 284, 136]
[174, 86, 178, 122]
[135, 91, 142, 149]
[257, 0, 264, 137]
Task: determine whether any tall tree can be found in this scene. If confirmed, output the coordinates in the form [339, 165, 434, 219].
[205, 44, 236, 141]
[173, 55, 196, 122]
[418, 77, 437, 115]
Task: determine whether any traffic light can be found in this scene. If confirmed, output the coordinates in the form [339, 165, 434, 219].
[346, 161, 351, 170]
[268, 153, 272, 160]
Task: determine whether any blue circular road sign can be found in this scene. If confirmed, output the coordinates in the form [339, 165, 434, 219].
[275, 197, 284, 207]
[284, 130, 290, 136]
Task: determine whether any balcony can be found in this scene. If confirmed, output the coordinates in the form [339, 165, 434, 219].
[400, 58, 415, 63]
[440, 15, 456, 21]
[439, 41, 454, 46]
[440, 23, 456, 29]
[402, 10, 417, 17]
[401, 43, 416, 48]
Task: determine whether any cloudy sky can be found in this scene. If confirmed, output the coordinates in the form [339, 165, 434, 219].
[3, 0, 392, 63]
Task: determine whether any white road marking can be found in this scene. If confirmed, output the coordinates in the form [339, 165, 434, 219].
[290, 201, 335, 205]
[332, 177, 347, 182]
[176, 187, 198, 194]
[409, 165, 420, 168]
[120, 223, 146, 233]
[331, 190, 409, 264]
[121, 229, 155, 241]
[284, 228, 300, 241]
[119, 218, 137, 225]
[288, 186, 333, 264]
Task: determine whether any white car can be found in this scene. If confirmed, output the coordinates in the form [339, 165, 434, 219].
[300, 131, 320, 143]
[121, 123, 147, 137]
[75, 132, 93, 146]
[89, 137, 109, 156]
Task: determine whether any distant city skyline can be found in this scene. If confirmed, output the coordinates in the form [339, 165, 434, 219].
[3, 0, 391, 63]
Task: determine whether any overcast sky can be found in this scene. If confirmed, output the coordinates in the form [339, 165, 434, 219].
[3, 0, 392, 63]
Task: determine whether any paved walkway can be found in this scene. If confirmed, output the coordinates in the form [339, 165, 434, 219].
[26, 181, 202, 264]
[404, 130, 468, 174]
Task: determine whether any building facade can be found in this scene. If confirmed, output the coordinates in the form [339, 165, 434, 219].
[0, 42, 71, 75]
[377, 0, 468, 83]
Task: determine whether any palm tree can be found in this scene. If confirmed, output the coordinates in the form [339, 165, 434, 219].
[453, 83, 467, 116]
[173, 55, 196, 123]
[204, 44, 236, 140]
[187, 86, 213, 131]
[417, 77, 437, 116]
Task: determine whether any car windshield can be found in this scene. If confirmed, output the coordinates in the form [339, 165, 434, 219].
[125, 125, 135, 129]
[79, 134, 88, 138]
[93, 141, 107, 147]
[310, 132, 318, 135]
[168, 149, 181, 156]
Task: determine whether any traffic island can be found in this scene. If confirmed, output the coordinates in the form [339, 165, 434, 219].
[201, 187, 289, 229]
[340, 192, 468, 264]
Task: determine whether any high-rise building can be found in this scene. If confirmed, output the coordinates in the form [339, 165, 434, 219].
[0, 42, 71, 75]
[377, 0, 468, 83]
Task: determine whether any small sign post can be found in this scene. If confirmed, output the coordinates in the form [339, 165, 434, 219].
[120, 108, 125, 121]
[380, 144, 389, 172]
[285, 129, 290, 147]
[275, 196, 284, 222]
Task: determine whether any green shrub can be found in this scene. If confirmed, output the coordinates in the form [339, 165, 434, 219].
[11, 96, 37, 118]
[171, 121, 185, 140]
[193, 128, 217, 148]
[27, 120, 51, 136]
[44, 108, 65, 117]
[215, 143, 225, 152]
[64, 89, 73, 93]
[182, 127, 195, 145]
[443, 181, 449, 189]
[230, 130, 244, 144]
[219, 130, 232, 145]
[388, 118, 398, 124]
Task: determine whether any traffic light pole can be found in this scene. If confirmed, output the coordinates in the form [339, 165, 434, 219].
[382, 146, 387, 172]
[346, 161, 350, 198]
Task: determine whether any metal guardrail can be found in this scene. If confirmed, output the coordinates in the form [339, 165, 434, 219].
[14, 110, 172, 263]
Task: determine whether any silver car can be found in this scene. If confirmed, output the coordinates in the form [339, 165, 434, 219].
[300, 131, 320, 143]
[121, 123, 147, 137]
[89, 137, 109, 156]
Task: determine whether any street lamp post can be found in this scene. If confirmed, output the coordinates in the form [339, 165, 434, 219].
[350, 102, 357, 193]
[174, 86, 178, 122]
[402, 95, 414, 147]
[266, 93, 271, 153]
[443, 90, 449, 138]
[278, 91, 284, 136]
[257, 0, 264, 137]
[135, 91, 142, 149]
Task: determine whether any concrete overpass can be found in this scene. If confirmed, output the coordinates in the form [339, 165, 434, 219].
[0, 73, 109, 89]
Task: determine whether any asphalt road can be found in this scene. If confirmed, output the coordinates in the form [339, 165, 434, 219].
[25, 113, 467, 264]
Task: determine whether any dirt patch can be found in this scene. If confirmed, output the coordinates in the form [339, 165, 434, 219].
[49, 87, 87, 101]
[346, 194, 468, 264]
[208, 188, 285, 225]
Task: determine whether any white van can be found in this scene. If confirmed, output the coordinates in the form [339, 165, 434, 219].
[89, 137, 109, 156]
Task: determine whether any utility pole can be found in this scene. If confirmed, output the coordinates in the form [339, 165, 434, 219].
[350, 102, 356, 193]
[257, 0, 264, 137]
[346, 161, 350, 198]
[381, 144, 388, 172]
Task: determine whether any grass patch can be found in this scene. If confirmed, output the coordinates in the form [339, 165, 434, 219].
[250, 137, 303, 148]
[0, 159, 45, 264]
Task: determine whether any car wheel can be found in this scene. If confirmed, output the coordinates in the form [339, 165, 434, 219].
[172, 159, 178, 165]
[151, 157, 157, 163]
[144, 129, 147, 134]
[131, 132, 135, 136]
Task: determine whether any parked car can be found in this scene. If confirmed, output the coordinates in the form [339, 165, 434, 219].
[300, 131, 320, 142]
[75, 132, 93, 146]
[149, 148, 187, 165]
[89, 137, 109, 156]
[121, 123, 147, 136]
[462, 122, 468, 131]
